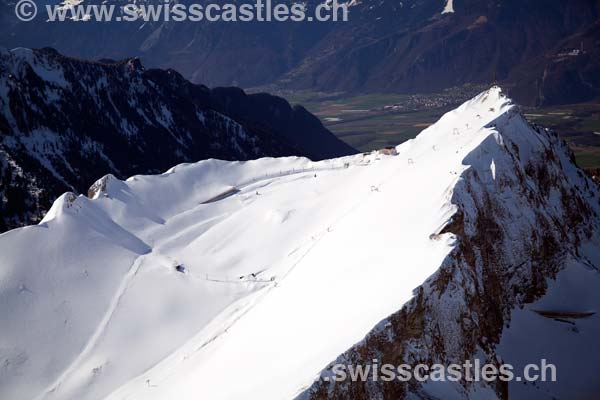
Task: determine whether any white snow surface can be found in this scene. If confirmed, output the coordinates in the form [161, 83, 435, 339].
[0, 88, 562, 400]
[497, 252, 600, 399]
[442, 0, 454, 14]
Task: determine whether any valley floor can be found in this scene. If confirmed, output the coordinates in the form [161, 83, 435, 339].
[264, 88, 600, 168]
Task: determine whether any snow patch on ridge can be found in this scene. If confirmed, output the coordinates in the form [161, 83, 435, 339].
[442, 0, 455, 14]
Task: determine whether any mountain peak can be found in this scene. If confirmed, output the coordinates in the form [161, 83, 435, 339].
[39, 192, 79, 224]
[459, 85, 513, 116]
[1, 89, 598, 400]
[402, 86, 517, 158]
[122, 57, 144, 72]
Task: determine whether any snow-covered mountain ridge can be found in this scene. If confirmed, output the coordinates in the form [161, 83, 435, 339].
[1, 88, 598, 400]
[0, 47, 354, 232]
[303, 89, 600, 399]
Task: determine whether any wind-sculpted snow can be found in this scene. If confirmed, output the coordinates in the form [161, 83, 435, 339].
[0, 88, 598, 400]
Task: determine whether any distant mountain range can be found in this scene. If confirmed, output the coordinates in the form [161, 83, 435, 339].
[2, 0, 599, 105]
[0, 47, 355, 231]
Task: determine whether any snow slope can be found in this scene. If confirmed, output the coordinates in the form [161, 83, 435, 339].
[1, 87, 597, 400]
[300, 85, 600, 399]
[497, 257, 600, 399]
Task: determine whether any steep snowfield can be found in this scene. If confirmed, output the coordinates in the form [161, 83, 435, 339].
[1, 88, 597, 400]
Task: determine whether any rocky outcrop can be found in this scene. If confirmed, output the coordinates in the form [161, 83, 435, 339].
[301, 100, 600, 399]
[585, 167, 600, 185]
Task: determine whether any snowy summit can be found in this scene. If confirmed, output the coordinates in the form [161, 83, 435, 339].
[0, 87, 599, 400]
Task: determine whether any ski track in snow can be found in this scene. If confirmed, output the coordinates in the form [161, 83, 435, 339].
[7, 87, 598, 400]
[35, 254, 149, 400]
[139, 215, 338, 387]
[120, 159, 413, 391]
[42, 142, 435, 399]
[35, 163, 357, 399]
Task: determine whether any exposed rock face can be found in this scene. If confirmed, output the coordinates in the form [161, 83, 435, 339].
[0, 47, 355, 232]
[300, 93, 600, 399]
[586, 168, 600, 185]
